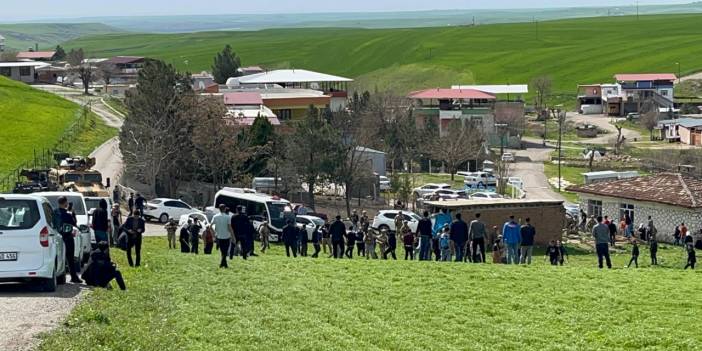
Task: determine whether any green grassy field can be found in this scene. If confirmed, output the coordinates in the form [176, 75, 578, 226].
[38, 237, 702, 350]
[0, 76, 118, 181]
[63, 14, 702, 97]
[0, 23, 120, 51]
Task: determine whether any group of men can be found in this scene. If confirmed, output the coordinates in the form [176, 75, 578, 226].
[209, 205, 259, 268]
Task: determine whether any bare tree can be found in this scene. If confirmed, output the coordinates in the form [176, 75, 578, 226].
[98, 62, 118, 90]
[0, 50, 18, 62]
[66, 48, 94, 95]
[639, 99, 659, 141]
[531, 75, 552, 120]
[428, 120, 484, 181]
[613, 124, 626, 155]
[365, 93, 418, 174]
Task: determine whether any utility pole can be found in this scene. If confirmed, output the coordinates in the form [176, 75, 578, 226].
[534, 17, 539, 41]
[636, 1, 639, 21]
[676, 62, 681, 84]
[550, 106, 564, 191]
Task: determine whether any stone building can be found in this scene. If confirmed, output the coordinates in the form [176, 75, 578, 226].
[567, 173, 702, 242]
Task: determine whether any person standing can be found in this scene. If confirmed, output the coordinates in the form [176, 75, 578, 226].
[627, 240, 639, 268]
[189, 217, 202, 255]
[211, 205, 233, 268]
[592, 216, 612, 269]
[624, 213, 633, 238]
[202, 224, 214, 255]
[685, 243, 696, 269]
[351, 209, 360, 232]
[519, 218, 536, 265]
[330, 215, 346, 259]
[321, 222, 332, 257]
[468, 213, 487, 263]
[607, 218, 618, 247]
[299, 224, 309, 257]
[127, 193, 134, 215]
[417, 211, 433, 261]
[383, 224, 398, 260]
[282, 220, 298, 258]
[345, 229, 356, 259]
[673, 225, 682, 246]
[681, 223, 691, 246]
[394, 211, 404, 237]
[364, 229, 377, 259]
[502, 216, 521, 265]
[230, 206, 251, 260]
[135, 193, 146, 218]
[54, 196, 82, 283]
[546, 240, 559, 266]
[259, 221, 270, 253]
[179, 220, 191, 253]
[110, 204, 122, 246]
[124, 210, 145, 267]
[439, 227, 451, 261]
[450, 213, 468, 262]
[557, 240, 568, 265]
[91, 199, 111, 245]
[311, 225, 321, 258]
[432, 209, 451, 261]
[164, 219, 178, 250]
[402, 222, 415, 260]
[646, 216, 656, 243]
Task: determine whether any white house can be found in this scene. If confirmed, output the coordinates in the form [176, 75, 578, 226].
[0, 61, 49, 83]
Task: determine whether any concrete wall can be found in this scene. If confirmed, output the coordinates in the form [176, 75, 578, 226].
[679, 126, 692, 145]
[2, 66, 35, 83]
[578, 194, 702, 243]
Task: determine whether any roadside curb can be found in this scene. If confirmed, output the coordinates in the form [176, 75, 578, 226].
[100, 97, 126, 119]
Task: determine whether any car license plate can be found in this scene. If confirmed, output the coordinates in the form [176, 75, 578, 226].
[0, 252, 18, 261]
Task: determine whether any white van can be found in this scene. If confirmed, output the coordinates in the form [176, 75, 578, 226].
[0, 194, 67, 291]
[35, 192, 92, 264]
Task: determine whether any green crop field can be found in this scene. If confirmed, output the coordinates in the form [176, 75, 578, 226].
[0, 76, 118, 181]
[0, 23, 121, 51]
[38, 237, 702, 350]
[63, 14, 702, 97]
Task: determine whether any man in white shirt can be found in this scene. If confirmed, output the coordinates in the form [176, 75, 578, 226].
[211, 204, 234, 268]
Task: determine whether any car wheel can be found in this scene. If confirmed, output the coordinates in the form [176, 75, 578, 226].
[41, 267, 58, 292]
[159, 213, 169, 223]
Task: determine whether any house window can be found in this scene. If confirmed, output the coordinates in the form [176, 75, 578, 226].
[661, 90, 668, 96]
[0, 67, 10, 77]
[587, 200, 602, 218]
[620, 203, 635, 223]
[19, 66, 31, 76]
[277, 109, 292, 120]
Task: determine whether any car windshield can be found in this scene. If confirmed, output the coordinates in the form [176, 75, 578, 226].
[267, 202, 293, 229]
[410, 213, 421, 221]
[84, 174, 102, 183]
[64, 174, 82, 182]
[0, 199, 40, 230]
[43, 195, 86, 215]
[311, 218, 325, 226]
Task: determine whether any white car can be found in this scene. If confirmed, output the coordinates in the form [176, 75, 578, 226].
[144, 198, 200, 223]
[296, 215, 325, 241]
[470, 192, 503, 200]
[0, 194, 67, 291]
[413, 183, 451, 198]
[84, 196, 113, 215]
[371, 210, 421, 232]
[423, 189, 468, 200]
[502, 152, 515, 162]
[378, 176, 391, 192]
[507, 177, 524, 189]
[35, 192, 91, 264]
[464, 172, 497, 188]
[178, 212, 210, 229]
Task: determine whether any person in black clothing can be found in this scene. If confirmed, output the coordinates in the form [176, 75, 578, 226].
[189, 218, 202, 254]
[127, 193, 135, 215]
[282, 220, 298, 258]
[91, 199, 111, 245]
[685, 243, 696, 269]
[54, 196, 82, 283]
[607, 218, 618, 247]
[230, 206, 251, 260]
[123, 210, 145, 267]
[134, 193, 146, 218]
[383, 228, 397, 260]
[111, 204, 122, 246]
[546, 240, 559, 266]
[179, 220, 191, 253]
[450, 213, 468, 262]
[299, 225, 309, 257]
[557, 240, 568, 265]
[245, 218, 257, 257]
[356, 227, 365, 257]
[345, 230, 356, 258]
[329, 215, 346, 259]
[311, 225, 321, 258]
[650, 237, 658, 265]
[627, 240, 639, 268]
[417, 211, 433, 261]
[83, 241, 126, 290]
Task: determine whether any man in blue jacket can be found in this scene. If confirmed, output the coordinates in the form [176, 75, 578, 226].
[502, 215, 521, 264]
[450, 213, 468, 262]
[432, 208, 452, 261]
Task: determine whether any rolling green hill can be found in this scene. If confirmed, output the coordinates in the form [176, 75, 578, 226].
[0, 23, 121, 51]
[63, 14, 702, 97]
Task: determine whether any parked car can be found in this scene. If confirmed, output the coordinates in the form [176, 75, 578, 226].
[0, 194, 67, 291]
[507, 177, 524, 189]
[626, 112, 640, 120]
[501, 152, 515, 162]
[35, 192, 91, 264]
[482, 160, 495, 173]
[144, 198, 200, 223]
[296, 215, 325, 241]
[378, 176, 391, 192]
[464, 172, 497, 188]
[470, 192, 503, 200]
[371, 210, 421, 232]
[178, 212, 210, 229]
[564, 204, 581, 222]
[413, 183, 451, 198]
[423, 189, 468, 200]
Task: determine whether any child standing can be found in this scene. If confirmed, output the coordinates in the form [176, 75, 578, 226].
[546, 240, 559, 266]
[557, 240, 568, 265]
[402, 223, 415, 260]
[492, 236, 504, 264]
[685, 244, 696, 270]
[627, 240, 639, 268]
[439, 227, 451, 261]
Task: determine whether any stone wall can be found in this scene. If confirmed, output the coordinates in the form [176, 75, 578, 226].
[579, 194, 702, 242]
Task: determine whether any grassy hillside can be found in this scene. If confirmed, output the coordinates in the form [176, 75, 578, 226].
[64, 14, 702, 96]
[0, 23, 120, 51]
[38, 237, 702, 350]
[0, 77, 117, 184]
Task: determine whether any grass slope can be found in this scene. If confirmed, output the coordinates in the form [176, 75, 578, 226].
[0, 23, 120, 51]
[0, 76, 117, 179]
[38, 238, 702, 350]
[64, 14, 702, 97]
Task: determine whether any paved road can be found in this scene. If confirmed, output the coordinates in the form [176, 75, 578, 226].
[32, 85, 124, 129]
[511, 142, 567, 203]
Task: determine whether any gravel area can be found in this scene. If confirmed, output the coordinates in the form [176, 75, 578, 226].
[0, 279, 86, 350]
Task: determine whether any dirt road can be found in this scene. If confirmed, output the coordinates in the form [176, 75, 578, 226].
[511, 142, 567, 203]
[568, 113, 642, 144]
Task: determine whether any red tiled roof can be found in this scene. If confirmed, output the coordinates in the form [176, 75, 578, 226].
[408, 88, 496, 100]
[16, 51, 56, 59]
[223, 92, 263, 105]
[614, 73, 677, 81]
[567, 173, 702, 208]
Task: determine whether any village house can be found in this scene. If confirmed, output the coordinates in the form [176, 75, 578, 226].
[0, 61, 49, 83]
[567, 173, 702, 242]
[102, 56, 145, 83]
[656, 117, 702, 145]
[192, 71, 217, 92]
[578, 73, 677, 116]
[16, 51, 57, 62]
[221, 91, 280, 126]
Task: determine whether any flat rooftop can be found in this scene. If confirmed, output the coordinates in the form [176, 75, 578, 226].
[425, 198, 564, 208]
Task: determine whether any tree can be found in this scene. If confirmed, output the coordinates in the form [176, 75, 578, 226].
[531, 75, 552, 120]
[427, 120, 485, 181]
[54, 45, 66, 61]
[0, 50, 18, 62]
[120, 59, 193, 196]
[365, 93, 418, 173]
[613, 124, 626, 155]
[212, 45, 241, 84]
[245, 116, 275, 176]
[66, 48, 94, 95]
[98, 62, 118, 88]
[639, 99, 659, 141]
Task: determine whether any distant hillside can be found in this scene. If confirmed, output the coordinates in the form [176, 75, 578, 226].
[0, 23, 121, 51]
[63, 14, 702, 98]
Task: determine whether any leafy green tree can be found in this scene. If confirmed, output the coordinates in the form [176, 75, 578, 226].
[54, 45, 66, 61]
[212, 45, 241, 84]
[245, 116, 275, 176]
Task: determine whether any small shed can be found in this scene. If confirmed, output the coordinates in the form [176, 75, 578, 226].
[356, 146, 386, 176]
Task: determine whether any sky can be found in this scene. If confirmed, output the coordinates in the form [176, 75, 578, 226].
[0, 0, 692, 20]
